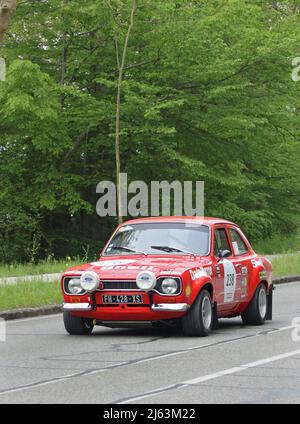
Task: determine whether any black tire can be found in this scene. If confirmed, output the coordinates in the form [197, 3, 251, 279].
[241, 283, 267, 326]
[182, 289, 213, 337]
[63, 311, 94, 335]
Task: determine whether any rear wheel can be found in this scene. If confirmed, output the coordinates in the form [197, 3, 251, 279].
[182, 289, 213, 337]
[63, 311, 94, 335]
[241, 283, 267, 325]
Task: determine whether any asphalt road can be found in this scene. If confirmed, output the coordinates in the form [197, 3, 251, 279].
[1, 282, 300, 404]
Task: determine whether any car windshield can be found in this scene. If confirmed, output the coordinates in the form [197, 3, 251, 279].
[103, 222, 210, 256]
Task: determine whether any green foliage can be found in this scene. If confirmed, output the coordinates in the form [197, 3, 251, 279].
[271, 253, 300, 277]
[0, 0, 300, 261]
[0, 258, 82, 278]
[0, 281, 62, 310]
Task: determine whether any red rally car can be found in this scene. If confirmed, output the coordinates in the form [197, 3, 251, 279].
[61, 217, 273, 337]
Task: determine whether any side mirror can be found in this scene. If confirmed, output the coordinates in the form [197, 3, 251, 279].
[218, 249, 231, 260]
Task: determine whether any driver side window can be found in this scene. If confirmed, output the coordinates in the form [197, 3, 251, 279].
[214, 228, 231, 257]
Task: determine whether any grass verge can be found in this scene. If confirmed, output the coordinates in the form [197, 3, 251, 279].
[253, 233, 300, 255]
[0, 281, 62, 310]
[271, 253, 300, 278]
[0, 259, 81, 278]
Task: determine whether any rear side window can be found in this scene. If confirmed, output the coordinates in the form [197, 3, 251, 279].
[228, 228, 248, 256]
[214, 228, 231, 256]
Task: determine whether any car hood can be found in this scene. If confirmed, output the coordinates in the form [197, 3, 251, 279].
[63, 255, 213, 280]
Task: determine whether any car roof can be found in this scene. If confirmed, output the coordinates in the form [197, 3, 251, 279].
[121, 216, 237, 227]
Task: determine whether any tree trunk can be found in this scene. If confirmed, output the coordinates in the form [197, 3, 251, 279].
[114, 0, 137, 225]
[0, 0, 16, 41]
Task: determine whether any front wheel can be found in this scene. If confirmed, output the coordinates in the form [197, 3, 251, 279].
[182, 289, 213, 337]
[63, 311, 94, 335]
[241, 283, 267, 325]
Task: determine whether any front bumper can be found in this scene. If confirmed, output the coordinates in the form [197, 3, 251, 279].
[151, 303, 190, 312]
[63, 302, 189, 313]
[63, 303, 92, 312]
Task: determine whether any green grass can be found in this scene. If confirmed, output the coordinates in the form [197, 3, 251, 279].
[0, 259, 82, 278]
[271, 253, 300, 278]
[0, 281, 63, 310]
[253, 232, 300, 255]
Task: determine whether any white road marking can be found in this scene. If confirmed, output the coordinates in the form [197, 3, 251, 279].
[184, 349, 300, 384]
[119, 348, 300, 404]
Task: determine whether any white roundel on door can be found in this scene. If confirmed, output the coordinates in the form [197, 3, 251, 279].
[223, 259, 237, 303]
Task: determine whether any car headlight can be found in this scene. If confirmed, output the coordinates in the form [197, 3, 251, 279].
[67, 278, 85, 295]
[80, 271, 100, 292]
[136, 271, 156, 291]
[161, 278, 179, 295]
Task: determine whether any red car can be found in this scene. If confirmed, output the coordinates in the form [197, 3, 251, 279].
[61, 217, 273, 337]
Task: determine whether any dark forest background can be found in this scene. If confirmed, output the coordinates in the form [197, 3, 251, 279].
[0, 0, 300, 262]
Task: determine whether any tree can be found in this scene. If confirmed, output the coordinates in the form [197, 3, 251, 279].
[107, 0, 137, 224]
[0, 0, 16, 41]
[0, 0, 300, 262]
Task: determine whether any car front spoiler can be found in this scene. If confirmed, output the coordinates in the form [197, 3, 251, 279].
[151, 303, 190, 312]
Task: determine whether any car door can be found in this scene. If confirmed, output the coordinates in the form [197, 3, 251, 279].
[227, 226, 252, 303]
[212, 226, 240, 313]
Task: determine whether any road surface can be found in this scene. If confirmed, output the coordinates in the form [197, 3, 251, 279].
[1, 282, 300, 404]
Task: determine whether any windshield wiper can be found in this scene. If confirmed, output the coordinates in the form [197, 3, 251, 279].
[108, 246, 146, 255]
[151, 246, 196, 257]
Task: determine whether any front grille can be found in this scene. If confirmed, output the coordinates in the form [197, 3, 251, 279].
[100, 277, 182, 296]
[101, 280, 139, 291]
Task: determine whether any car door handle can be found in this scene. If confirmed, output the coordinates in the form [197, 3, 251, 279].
[235, 263, 243, 268]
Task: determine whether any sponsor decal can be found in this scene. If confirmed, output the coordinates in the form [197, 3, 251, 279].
[241, 266, 248, 276]
[241, 275, 247, 287]
[232, 241, 240, 256]
[259, 270, 267, 279]
[223, 259, 237, 303]
[189, 268, 207, 280]
[251, 259, 263, 268]
[91, 259, 135, 267]
[103, 265, 155, 271]
[215, 264, 221, 277]
[160, 270, 179, 276]
[90, 259, 154, 271]
[203, 266, 213, 276]
[64, 270, 84, 276]
[241, 266, 248, 288]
